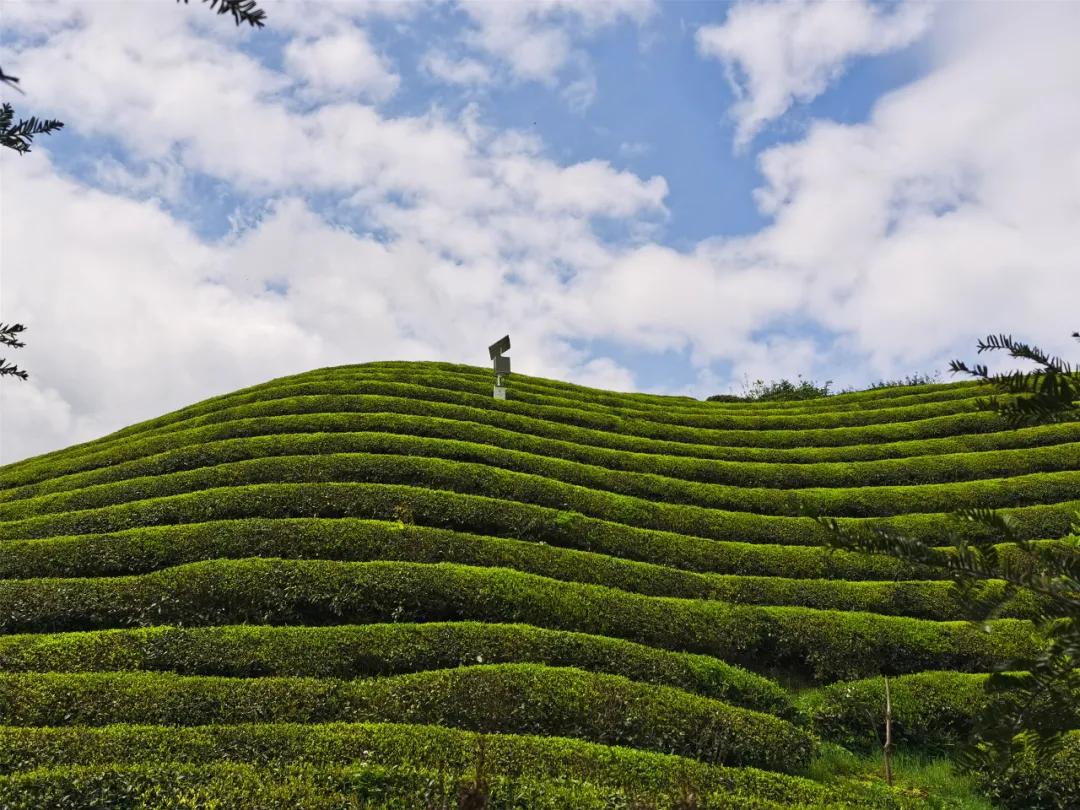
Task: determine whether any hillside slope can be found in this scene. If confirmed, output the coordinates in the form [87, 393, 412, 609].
[1, 361, 1077, 808]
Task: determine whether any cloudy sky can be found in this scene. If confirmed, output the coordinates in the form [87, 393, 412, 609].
[1, 0, 1078, 463]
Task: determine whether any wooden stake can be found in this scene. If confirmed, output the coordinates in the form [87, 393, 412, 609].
[883, 674, 894, 787]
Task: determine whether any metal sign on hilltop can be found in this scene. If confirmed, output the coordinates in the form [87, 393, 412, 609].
[489, 335, 511, 399]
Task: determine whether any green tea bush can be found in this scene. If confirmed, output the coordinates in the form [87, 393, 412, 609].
[0, 622, 792, 715]
[5, 447, 1078, 522]
[0, 666, 815, 770]
[977, 730, 1080, 810]
[0, 517, 934, 583]
[801, 671, 992, 750]
[0, 723, 934, 809]
[7, 427, 1075, 507]
[3, 480, 1074, 549]
[7, 399, 1076, 492]
[0, 559, 1041, 681]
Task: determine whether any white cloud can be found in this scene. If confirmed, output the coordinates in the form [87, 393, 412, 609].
[680, 1, 1080, 383]
[697, 0, 932, 148]
[618, 141, 650, 158]
[0, 1, 668, 462]
[420, 50, 493, 86]
[561, 70, 598, 114]
[3, 0, 1079, 463]
[91, 155, 187, 204]
[284, 25, 400, 102]
[457, 0, 654, 82]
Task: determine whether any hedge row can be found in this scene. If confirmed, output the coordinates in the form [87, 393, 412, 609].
[801, 671, 991, 750]
[0, 665, 815, 770]
[3, 481, 1075, 551]
[0, 762, 841, 810]
[0, 559, 1041, 681]
[101, 392, 1012, 454]
[6, 450, 1078, 527]
[0, 622, 791, 715]
[6, 386, 1013, 490]
[0, 762, 656, 810]
[7, 424, 1076, 509]
[0, 722, 916, 809]
[802, 670, 1080, 752]
[0, 518, 1042, 620]
[289, 363, 992, 413]
[8, 398, 1077, 493]
[977, 730, 1080, 810]
[0, 518, 932, 583]
[242, 360, 984, 410]
[146, 363, 987, 429]
[87, 372, 991, 446]
[157, 374, 984, 429]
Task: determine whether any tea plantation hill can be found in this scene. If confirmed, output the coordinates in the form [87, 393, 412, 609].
[1, 361, 1078, 808]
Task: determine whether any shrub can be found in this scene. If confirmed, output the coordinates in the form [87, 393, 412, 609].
[0, 559, 1042, 681]
[0, 622, 793, 715]
[0, 666, 816, 771]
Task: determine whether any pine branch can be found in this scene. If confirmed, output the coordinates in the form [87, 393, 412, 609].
[0, 323, 27, 349]
[950, 332, 1080, 427]
[0, 66, 24, 94]
[0, 102, 64, 155]
[178, 0, 267, 28]
[0, 324, 29, 381]
[0, 359, 29, 381]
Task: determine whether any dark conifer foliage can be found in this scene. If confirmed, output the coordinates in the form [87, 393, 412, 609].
[0, 102, 63, 155]
[0, 324, 29, 381]
[177, 0, 267, 28]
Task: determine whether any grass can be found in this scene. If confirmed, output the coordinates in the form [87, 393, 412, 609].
[808, 746, 994, 810]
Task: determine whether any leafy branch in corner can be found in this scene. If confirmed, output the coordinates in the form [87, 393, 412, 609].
[811, 331, 1079, 806]
[0, 323, 29, 381]
[177, 0, 267, 28]
[949, 332, 1080, 427]
[0, 102, 64, 155]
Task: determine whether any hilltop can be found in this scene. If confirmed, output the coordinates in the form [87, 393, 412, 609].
[1, 361, 1077, 808]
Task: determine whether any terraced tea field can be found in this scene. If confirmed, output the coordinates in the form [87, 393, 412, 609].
[1, 361, 1077, 807]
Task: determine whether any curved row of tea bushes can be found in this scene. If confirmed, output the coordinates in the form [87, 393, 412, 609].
[6, 450, 1079, 525]
[17, 384, 998, 481]
[91, 373, 995, 446]
[164, 364, 988, 425]
[285, 363, 992, 413]
[149, 375, 986, 430]
[7, 427, 1079, 509]
[0, 559, 1041, 681]
[0, 665, 816, 771]
[0, 763, 662, 810]
[4, 481, 1075, 549]
[107, 392, 1015, 453]
[0, 519, 933, 583]
[13, 387, 1018, 483]
[0, 722, 919, 809]
[8, 399, 1078, 493]
[802, 670, 1080, 751]
[802, 671, 990, 750]
[0, 762, 839, 810]
[0, 520, 1040, 620]
[0, 622, 791, 715]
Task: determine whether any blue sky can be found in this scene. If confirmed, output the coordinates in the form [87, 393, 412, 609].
[2, 0, 1078, 461]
